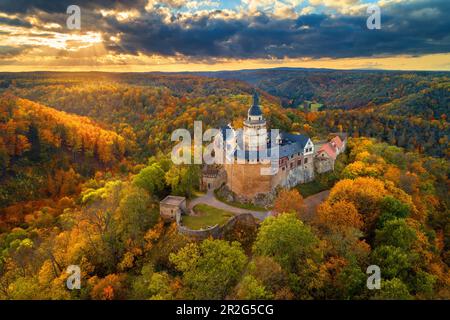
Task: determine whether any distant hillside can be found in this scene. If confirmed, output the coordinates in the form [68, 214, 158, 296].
[0, 94, 126, 207]
[0, 70, 448, 160]
[192, 68, 450, 111]
[378, 82, 449, 119]
[189, 68, 449, 157]
[0, 72, 288, 159]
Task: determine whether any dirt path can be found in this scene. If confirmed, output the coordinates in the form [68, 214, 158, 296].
[188, 190, 270, 221]
[301, 190, 330, 222]
[188, 189, 330, 222]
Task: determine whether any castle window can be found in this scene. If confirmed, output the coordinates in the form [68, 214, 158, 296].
[305, 158, 308, 164]
[290, 163, 294, 169]
[282, 166, 285, 171]
[297, 159, 302, 166]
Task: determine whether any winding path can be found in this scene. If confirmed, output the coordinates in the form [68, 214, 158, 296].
[188, 190, 271, 221]
[188, 189, 330, 222]
[301, 190, 330, 222]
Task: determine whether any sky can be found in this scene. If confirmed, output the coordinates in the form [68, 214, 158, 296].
[0, 0, 449, 72]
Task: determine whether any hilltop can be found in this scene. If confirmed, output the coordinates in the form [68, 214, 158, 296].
[0, 95, 127, 208]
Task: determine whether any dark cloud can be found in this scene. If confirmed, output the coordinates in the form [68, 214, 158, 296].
[0, 0, 146, 32]
[104, 0, 450, 59]
[0, 0, 449, 59]
[0, 46, 28, 57]
[103, 0, 450, 59]
[0, 0, 146, 14]
[0, 16, 32, 28]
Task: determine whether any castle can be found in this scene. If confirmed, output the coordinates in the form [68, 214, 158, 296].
[201, 92, 346, 204]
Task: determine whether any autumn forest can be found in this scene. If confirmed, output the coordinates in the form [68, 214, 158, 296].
[0, 70, 448, 300]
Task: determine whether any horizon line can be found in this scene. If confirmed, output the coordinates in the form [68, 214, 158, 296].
[1, 66, 449, 74]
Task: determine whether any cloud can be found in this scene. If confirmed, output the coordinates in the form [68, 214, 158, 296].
[0, 16, 32, 28]
[309, 0, 362, 13]
[103, 0, 450, 59]
[300, 6, 316, 15]
[0, 0, 449, 62]
[0, 45, 28, 57]
[0, 0, 147, 14]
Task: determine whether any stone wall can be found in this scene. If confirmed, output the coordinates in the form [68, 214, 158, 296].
[176, 212, 259, 240]
[224, 154, 314, 203]
[220, 214, 258, 235]
[177, 223, 222, 240]
[224, 163, 273, 198]
[160, 197, 186, 222]
[216, 184, 275, 208]
[315, 158, 334, 174]
[160, 205, 182, 222]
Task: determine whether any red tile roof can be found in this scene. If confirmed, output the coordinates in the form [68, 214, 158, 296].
[319, 143, 337, 160]
[331, 136, 343, 149]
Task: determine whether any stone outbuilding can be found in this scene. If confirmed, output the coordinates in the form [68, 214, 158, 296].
[159, 195, 186, 222]
[200, 165, 227, 192]
[314, 135, 347, 174]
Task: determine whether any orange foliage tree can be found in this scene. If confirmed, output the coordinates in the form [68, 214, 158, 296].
[273, 189, 304, 216]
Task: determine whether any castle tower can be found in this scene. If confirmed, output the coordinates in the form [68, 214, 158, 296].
[243, 92, 267, 154]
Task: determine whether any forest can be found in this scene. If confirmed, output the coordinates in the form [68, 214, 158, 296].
[198, 69, 450, 158]
[0, 71, 448, 300]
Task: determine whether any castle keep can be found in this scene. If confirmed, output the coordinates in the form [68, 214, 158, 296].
[207, 92, 346, 202]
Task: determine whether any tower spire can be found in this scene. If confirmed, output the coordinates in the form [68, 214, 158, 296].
[252, 91, 259, 107]
[248, 91, 262, 117]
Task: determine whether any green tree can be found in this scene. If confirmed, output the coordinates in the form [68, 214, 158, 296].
[375, 219, 417, 250]
[116, 186, 157, 244]
[165, 165, 200, 198]
[131, 263, 154, 299]
[234, 275, 273, 300]
[411, 271, 437, 298]
[133, 163, 165, 196]
[377, 196, 410, 228]
[169, 239, 247, 299]
[373, 278, 412, 300]
[253, 213, 321, 273]
[371, 245, 412, 279]
[335, 261, 367, 299]
[147, 272, 174, 300]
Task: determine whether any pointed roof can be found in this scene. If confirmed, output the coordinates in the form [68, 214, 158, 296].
[319, 143, 337, 160]
[248, 91, 263, 116]
[330, 136, 343, 149]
